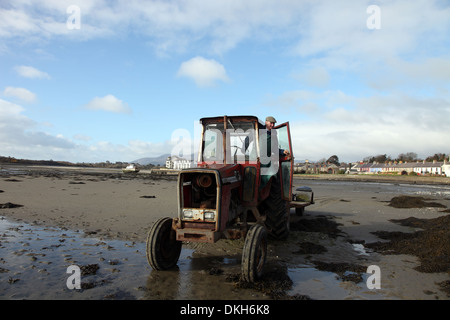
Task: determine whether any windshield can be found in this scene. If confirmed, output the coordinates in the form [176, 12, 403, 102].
[202, 121, 257, 164]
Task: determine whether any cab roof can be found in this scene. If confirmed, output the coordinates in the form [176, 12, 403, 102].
[199, 115, 265, 128]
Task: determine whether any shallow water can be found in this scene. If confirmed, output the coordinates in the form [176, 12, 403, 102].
[0, 217, 150, 299]
[298, 179, 450, 198]
[287, 265, 387, 300]
[0, 217, 274, 299]
[0, 216, 389, 300]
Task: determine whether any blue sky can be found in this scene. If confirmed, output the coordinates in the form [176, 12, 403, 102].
[1, 0, 449, 163]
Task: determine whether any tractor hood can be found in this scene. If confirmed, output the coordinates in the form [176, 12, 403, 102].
[187, 163, 242, 185]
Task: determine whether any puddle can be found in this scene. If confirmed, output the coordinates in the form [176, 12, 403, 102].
[0, 167, 30, 176]
[287, 265, 386, 300]
[0, 217, 267, 299]
[0, 216, 151, 299]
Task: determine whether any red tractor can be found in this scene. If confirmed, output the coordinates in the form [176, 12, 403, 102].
[146, 115, 313, 282]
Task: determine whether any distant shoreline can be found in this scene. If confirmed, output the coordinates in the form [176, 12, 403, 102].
[2, 163, 449, 185]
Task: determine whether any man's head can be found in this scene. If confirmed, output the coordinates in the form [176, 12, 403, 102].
[265, 116, 276, 131]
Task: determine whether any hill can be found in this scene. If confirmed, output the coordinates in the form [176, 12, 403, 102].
[132, 154, 170, 166]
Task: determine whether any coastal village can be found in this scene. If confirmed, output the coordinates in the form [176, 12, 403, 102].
[294, 158, 450, 177]
[164, 155, 450, 177]
[2, 154, 449, 178]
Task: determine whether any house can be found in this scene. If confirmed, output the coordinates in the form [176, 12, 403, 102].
[442, 157, 450, 177]
[294, 160, 317, 174]
[290, 156, 450, 177]
[324, 163, 339, 174]
[369, 162, 385, 173]
[412, 160, 443, 175]
[354, 162, 372, 173]
[394, 161, 416, 175]
[350, 158, 449, 176]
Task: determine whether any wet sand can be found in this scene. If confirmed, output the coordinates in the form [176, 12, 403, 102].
[0, 165, 449, 300]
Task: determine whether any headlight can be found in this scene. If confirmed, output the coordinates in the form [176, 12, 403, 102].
[181, 209, 215, 221]
[204, 211, 215, 220]
[182, 209, 193, 219]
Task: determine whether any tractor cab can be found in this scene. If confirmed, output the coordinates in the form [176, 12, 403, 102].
[196, 115, 294, 199]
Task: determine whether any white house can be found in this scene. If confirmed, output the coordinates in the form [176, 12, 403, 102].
[443, 157, 450, 177]
[350, 158, 449, 176]
[412, 160, 443, 175]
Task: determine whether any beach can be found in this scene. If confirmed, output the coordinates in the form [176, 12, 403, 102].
[0, 165, 449, 300]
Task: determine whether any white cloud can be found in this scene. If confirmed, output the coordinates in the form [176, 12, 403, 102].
[2, 0, 448, 60]
[3, 86, 37, 103]
[0, 0, 304, 55]
[293, 1, 450, 63]
[283, 91, 450, 162]
[0, 98, 75, 154]
[84, 94, 132, 114]
[177, 56, 229, 87]
[14, 65, 50, 79]
[0, 98, 152, 162]
[0, 98, 29, 123]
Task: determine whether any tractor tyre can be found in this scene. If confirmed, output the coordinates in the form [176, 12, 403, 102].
[146, 217, 182, 270]
[261, 175, 289, 240]
[241, 224, 267, 282]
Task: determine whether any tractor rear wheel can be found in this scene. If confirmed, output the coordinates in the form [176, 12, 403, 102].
[241, 224, 267, 282]
[146, 217, 182, 270]
[260, 175, 289, 240]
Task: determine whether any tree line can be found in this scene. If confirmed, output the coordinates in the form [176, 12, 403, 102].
[317, 152, 448, 167]
[362, 152, 448, 164]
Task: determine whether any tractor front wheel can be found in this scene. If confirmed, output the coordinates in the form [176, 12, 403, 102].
[241, 224, 267, 282]
[146, 217, 182, 270]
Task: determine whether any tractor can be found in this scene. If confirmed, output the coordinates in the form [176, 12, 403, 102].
[146, 115, 313, 282]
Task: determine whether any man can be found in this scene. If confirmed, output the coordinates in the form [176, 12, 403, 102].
[260, 116, 290, 186]
[264, 116, 290, 158]
[242, 116, 290, 163]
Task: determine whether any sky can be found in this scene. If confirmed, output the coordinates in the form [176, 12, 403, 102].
[1, 0, 449, 164]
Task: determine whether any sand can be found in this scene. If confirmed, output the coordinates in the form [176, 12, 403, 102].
[0, 164, 449, 300]
[0, 167, 177, 242]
